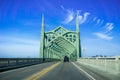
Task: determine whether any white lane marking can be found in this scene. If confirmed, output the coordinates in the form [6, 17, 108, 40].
[0, 64, 42, 74]
[72, 62, 96, 80]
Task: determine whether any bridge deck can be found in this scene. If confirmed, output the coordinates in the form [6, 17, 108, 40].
[1, 62, 118, 80]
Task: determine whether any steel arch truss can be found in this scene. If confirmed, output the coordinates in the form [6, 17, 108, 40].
[40, 14, 81, 61]
[44, 26, 78, 60]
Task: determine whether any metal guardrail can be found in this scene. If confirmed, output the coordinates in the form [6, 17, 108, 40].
[78, 57, 120, 74]
[0, 58, 60, 72]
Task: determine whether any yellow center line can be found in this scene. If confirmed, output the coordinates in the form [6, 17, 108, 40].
[24, 62, 61, 80]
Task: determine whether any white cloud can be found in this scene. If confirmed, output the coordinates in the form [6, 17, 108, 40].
[60, 5, 65, 10]
[93, 32, 113, 40]
[105, 23, 114, 32]
[93, 22, 114, 41]
[95, 19, 104, 25]
[96, 19, 101, 25]
[78, 12, 90, 24]
[100, 20, 104, 25]
[93, 17, 97, 22]
[62, 8, 90, 24]
[63, 9, 74, 24]
[92, 17, 104, 26]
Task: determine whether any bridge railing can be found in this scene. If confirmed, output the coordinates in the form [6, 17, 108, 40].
[78, 57, 120, 74]
[0, 58, 60, 72]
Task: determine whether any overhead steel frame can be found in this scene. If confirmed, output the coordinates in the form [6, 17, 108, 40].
[40, 13, 81, 61]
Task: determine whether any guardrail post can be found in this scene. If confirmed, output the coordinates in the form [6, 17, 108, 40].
[115, 57, 119, 73]
[7, 59, 10, 66]
[105, 58, 107, 71]
[96, 58, 98, 66]
[16, 59, 18, 65]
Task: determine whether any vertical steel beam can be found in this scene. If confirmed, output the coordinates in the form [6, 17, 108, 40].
[40, 14, 45, 59]
[76, 11, 81, 58]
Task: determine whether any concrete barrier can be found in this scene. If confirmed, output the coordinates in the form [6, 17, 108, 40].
[77, 57, 120, 74]
[0, 58, 60, 72]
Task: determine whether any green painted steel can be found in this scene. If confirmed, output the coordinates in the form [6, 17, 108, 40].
[40, 14, 45, 59]
[40, 13, 81, 61]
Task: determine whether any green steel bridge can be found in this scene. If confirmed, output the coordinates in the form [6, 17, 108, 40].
[40, 13, 81, 61]
[0, 14, 119, 80]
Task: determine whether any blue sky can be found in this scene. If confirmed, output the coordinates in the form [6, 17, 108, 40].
[0, 0, 120, 58]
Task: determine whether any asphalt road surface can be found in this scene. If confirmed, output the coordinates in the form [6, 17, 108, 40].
[39, 62, 91, 80]
[0, 62, 111, 80]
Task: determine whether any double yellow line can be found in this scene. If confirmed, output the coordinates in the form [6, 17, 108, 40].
[24, 62, 61, 80]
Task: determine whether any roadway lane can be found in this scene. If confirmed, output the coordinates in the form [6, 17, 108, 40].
[0, 62, 57, 80]
[39, 62, 91, 80]
[0, 62, 111, 80]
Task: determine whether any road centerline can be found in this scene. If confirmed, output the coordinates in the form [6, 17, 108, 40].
[24, 62, 61, 80]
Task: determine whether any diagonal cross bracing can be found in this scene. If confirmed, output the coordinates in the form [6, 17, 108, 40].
[40, 13, 81, 61]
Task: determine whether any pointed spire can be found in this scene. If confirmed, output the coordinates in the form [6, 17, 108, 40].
[76, 11, 79, 32]
[76, 11, 81, 58]
[42, 14, 44, 32]
[40, 13, 45, 59]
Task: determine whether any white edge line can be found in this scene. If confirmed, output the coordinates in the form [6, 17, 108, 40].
[72, 62, 96, 80]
